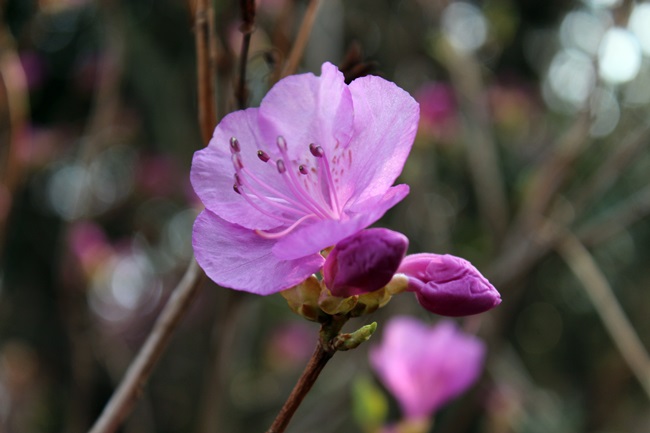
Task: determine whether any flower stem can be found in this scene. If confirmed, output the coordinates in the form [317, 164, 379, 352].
[236, 0, 256, 109]
[266, 316, 347, 433]
[280, 0, 321, 78]
[88, 259, 204, 433]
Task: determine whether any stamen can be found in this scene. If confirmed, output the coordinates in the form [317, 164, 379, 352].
[299, 165, 308, 175]
[255, 214, 318, 239]
[277, 135, 288, 151]
[316, 152, 342, 216]
[232, 153, 244, 170]
[309, 143, 324, 158]
[276, 159, 286, 174]
[230, 137, 241, 153]
[257, 150, 270, 162]
[233, 184, 241, 194]
[275, 138, 334, 219]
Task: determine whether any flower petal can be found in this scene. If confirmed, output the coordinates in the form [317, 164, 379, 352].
[258, 62, 354, 160]
[339, 75, 419, 206]
[193, 210, 324, 295]
[191, 109, 288, 231]
[272, 184, 409, 260]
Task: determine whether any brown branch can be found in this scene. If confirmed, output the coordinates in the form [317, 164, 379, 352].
[0, 25, 29, 258]
[194, 0, 219, 143]
[280, 0, 321, 79]
[437, 38, 509, 243]
[556, 232, 650, 400]
[235, 0, 256, 109]
[266, 341, 334, 433]
[266, 316, 347, 433]
[88, 259, 205, 433]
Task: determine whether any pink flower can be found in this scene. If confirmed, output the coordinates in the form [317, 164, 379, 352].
[369, 317, 485, 421]
[398, 253, 501, 317]
[415, 82, 458, 139]
[323, 228, 408, 297]
[191, 63, 419, 294]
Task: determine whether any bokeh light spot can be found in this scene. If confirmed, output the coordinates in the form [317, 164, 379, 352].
[598, 28, 642, 84]
[629, 3, 650, 55]
[441, 2, 488, 53]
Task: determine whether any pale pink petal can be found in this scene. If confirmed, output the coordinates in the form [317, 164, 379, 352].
[271, 184, 409, 260]
[193, 210, 324, 294]
[369, 317, 485, 419]
[338, 75, 419, 207]
[191, 109, 288, 231]
[258, 62, 354, 160]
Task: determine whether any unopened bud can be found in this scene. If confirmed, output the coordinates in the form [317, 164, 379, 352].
[323, 228, 408, 297]
[398, 254, 501, 317]
[332, 322, 378, 351]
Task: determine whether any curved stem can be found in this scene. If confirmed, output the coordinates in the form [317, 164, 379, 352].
[266, 341, 334, 433]
[88, 259, 205, 433]
[266, 316, 347, 433]
[280, 0, 321, 78]
[236, 0, 256, 109]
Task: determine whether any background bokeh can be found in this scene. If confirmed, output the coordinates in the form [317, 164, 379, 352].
[1, 0, 650, 432]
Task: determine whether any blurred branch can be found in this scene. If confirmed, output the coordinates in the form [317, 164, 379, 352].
[0, 24, 29, 257]
[570, 122, 650, 214]
[577, 183, 650, 247]
[437, 39, 509, 243]
[88, 258, 205, 433]
[515, 113, 590, 230]
[194, 0, 219, 142]
[236, 0, 256, 109]
[556, 231, 650, 400]
[280, 0, 321, 79]
[195, 290, 248, 433]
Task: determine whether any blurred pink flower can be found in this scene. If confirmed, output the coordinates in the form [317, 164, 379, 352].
[266, 321, 314, 369]
[415, 82, 458, 139]
[398, 253, 501, 316]
[68, 220, 112, 275]
[369, 317, 485, 421]
[191, 62, 419, 294]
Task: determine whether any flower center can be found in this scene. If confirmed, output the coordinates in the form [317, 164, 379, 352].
[229, 136, 342, 239]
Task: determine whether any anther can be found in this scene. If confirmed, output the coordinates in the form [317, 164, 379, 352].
[299, 165, 308, 175]
[229, 137, 241, 154]
[233, 183, 241, 194]
[277, 136, 288, 151]
[309, 143, 324, 158]
[276, 159, 286, 174]
[234, 173, 242, 186]
[257, 150, 270, 162]
[232, 153, 244, 170]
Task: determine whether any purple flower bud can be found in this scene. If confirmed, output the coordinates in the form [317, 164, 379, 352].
[323, 228, 409, 297]
[398, 253, 501, 317]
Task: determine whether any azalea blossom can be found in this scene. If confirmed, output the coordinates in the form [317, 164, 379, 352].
[191, 62, 419, 294]
[369, 316, 485, 421]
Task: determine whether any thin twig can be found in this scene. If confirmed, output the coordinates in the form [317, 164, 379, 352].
[88, 259, 205, 433]
[194, 0, 219, 142]
[266, 316, 347, 433]
[0, 25, 29, 259]
[195, 291, 247, 433]
[266, 342, 334, 433]
[280, 0, 321, 78]
[235, 0, 256, 109]
[437, 38, 509, 243]
[556, 232, 650, 400]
